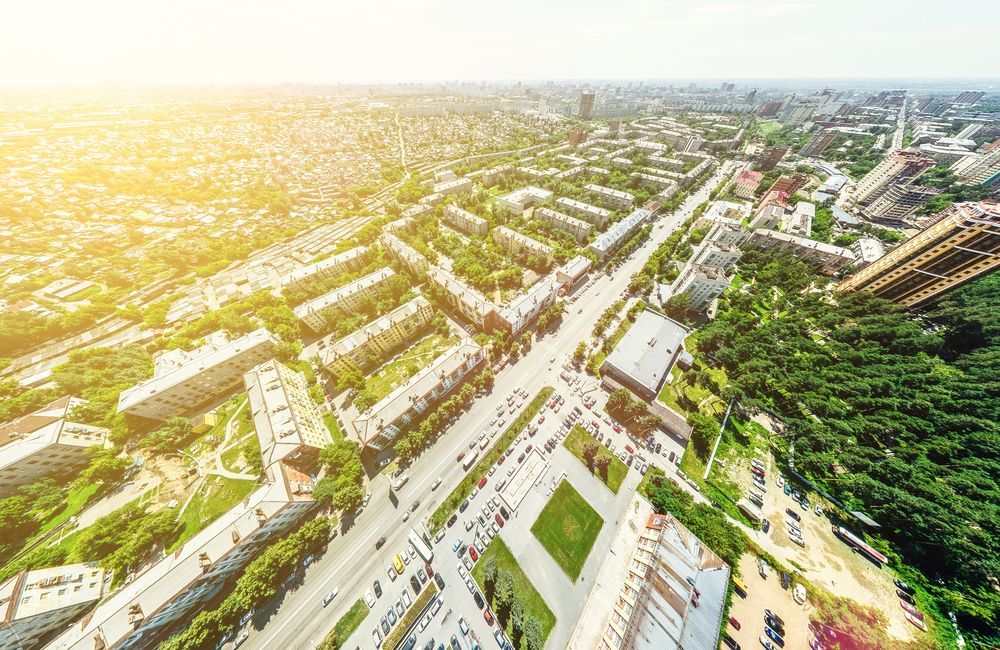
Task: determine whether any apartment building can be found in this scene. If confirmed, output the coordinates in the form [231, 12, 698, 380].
[117, 329, 277, 421]
[533, 207, 593, 242]
[671, 263, 731, 311]
[646, 155, 684, 172]
[243, 360, 332, 471]
[491, 226, 553, 264]
[850, 237, 886, 271]
[851, 151, 935, 206]
[494, 186, 553, 216]
[837, 200, 1000, 307]
[442, 205, 488, 236]
[320, 297, 434, 376]
[862, 183, 940, 223]
[352, 339, 485, 450]
[555, 197, 612, 227]
[748, 229, 856, 274]
[49, 463, 315, 650]
[731, 169, 763, 199]
[479, 163, 514, 187]
[783, 201, 815, 238]
[799, 129, 837, 157]
[0, 564, 110, 650]
[690, 240, 742, 273]
[496, 276, 561, 335]
[749, 198, 788, 231]
[556, 255, 593, 290]
[705, 220, 751, 247]
[588, 208, 653, 261]
[584, 183, 635, 211]
[756, 146, 788, 171]
[294, 268, 396, 333]
[629, 172, 678, 195]
[280, 245, 369, 294]
[426, 266, 500, 330]
[380, 233, 430, 275]
[0, 396, 110, 497]
[952, 146, 1000, 186]
[432, 177, 473, 196]
[699, 200, 752, 227]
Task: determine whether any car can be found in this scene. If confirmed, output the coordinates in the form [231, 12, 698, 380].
[392, 475, 409, 490]
[434, 573, 445, 590]
[394, 555, 405, 573]
[373, 580, 382, 597]
[459, 499, 470, 513]
[801, 499, 810, 511]
[459, 617, 470, 635]
[431, 596, 442, 615]
[466, 578, 476, 593]
[458, 563, 468, 579]
[776, 476, 785, 488]
[470, 487, 479, 500]
[497, 453, 506, 465]
[525, 444, 533, 453]
[380, 617, 390, 635]
[765, 616, 784, 636]
[450, 635, 461, 650]
[431, 477, 442, 491]
[751, 467, 765, 477]
[473, 591, 485, 609]
[537, 415, 545, 424]
[418, 568, 428, 584]
[785, 508, 801, 521]
[499, 505, 509, 519]
[395, 599, 404, 617]
[898, 589, 915, 604]
[446, 513, 458, 528]
[783, 483, 793, 495]
[365, 589, 376, 607]
[469, 546, 479, 561]
[894, 579, 916, 595]
[765, 610, 785, 627]
[387, 607, 397, 626]
[729, 615, 741, 630]
[376, 536, 387, 550]
[765, 627, 784, 647]
[402, 589, 412, 608]
[363, 491, 372, 507]
[372, 628, 382, 647]
[761, 519, 771, 533]
[419, 614, 432, 632]
[387, 564, 397, 580]
[668, 451, 676, 462]
[484, 608, 495, 626]
[453, 538, 464, 552]
[410, 575, 421, 594]
[814, 505, 824, 517]
[475, 538, 485, 554]
[495, 512, 504, 527]
[478, 477, 488, 489]
[722, 633, 740, 649]
[758, 636, 775, 650]
[425, 562, 434, 578]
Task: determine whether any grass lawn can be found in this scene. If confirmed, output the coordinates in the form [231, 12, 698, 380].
[37, 482, 100, 536]
[530, 481, 603, 581]
[169, 476, 259, 552]
[317, 597, 369, 649]
[563, 425, 628, 494]
[382, 582, 439, 650]
[220, 433, 261, 474]
[472, 537, 556, 644]
[324, 412, 345, 443]
[430, 387, 554, 532]
[364, 333, 457, 402]
[756, 120, 781, 138]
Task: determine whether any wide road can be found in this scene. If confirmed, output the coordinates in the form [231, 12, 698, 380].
[239, 160, 740, 650]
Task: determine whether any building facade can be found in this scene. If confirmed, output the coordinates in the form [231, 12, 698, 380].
[861, 183, 940, 223]
[442, 205, 488, 236]
[799, 129, 837, 157]
[588, 208, 652, 261]
[534, 207, 593, 242]
[584, 184, 635, 211]
[426, 267, 500, 330]
[294, 268, 396, 333]
[747, 229, 856, 274]
[851, 151, 935, 206]
[491, 226, 553, 264]
[671, 263, 731, 311]
[320, 297, 434, 376]
[555, 197, 612, 227]
[280, 246, 369, 294]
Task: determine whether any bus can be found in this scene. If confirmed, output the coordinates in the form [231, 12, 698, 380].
[462, 450, 479, 471]
[832, 525, 888, 566]
[408, 529, 434, 563]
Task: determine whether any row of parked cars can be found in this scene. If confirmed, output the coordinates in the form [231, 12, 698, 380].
[367, 558, 445, 647]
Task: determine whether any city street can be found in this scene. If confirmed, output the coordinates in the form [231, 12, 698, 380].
[237, 160, 739, 650]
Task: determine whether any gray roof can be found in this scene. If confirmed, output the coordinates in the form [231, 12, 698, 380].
[601, 309, 687, 395]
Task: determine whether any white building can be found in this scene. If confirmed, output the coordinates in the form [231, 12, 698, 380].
[320, 297, 434, 376]
[671, 264, 731, 311]
[117, 329, 277, 421]
[555, 197, 612, 227]
[850, 237, 887, 271]
[497, 276, 561, 335]
[584, 183, 635, 211]
[494, 186, 553, 216]
[491, 226, 553, 264]
[534, 207, 593, 242]
[280, 246, 369, 294]
[443, 205, 489, 236]
[588, 208, 652, 261]
[690, 240, 742, 272]
[294, 268, 396, 333]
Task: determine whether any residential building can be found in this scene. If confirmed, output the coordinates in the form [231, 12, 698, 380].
[690, 241, 741, 273]
[749, 198, 788, 231]
[294, 268, 396, 333]
[951, 146, 1000, 187]
[837, 200, 1000, 307]
[704, 220, 751, 247]
[799, 129, 837, 157]
[851, 151, 935, 206]
[671, 263, 731, 311]
[862, 183, 941, 223]
[700, 200, 751, 227]
[555, 255, 593, 290]
[783, 201, 815, 238]
[0, 564, 109, 650]
[426, 267, 500, 330]
[555, 197, 612, 227]
[568, 128, 587, 146]
[432, 177, 473, 196]
[320, 297, 434, 376]
[585, 184, 635, 211]
[756, 146, 788, 171]
[629, 172, 678, 195]
[748, 229, 856, 274]
[850, 237, 886, 271]
[0, 397, 110, 497]
[731, 169, 762, 199]
[494, 186, 553, 216]
[580, 91, 595, 120]
[442, 205, 488, 236]
[588, 208, 653, 261]
[117, 329, 277, 421]
[491, 226, 553, 264]
[279, 246, 369, 294]
[48, 462, 315, 650]
[496, 276, 560, 335]
[534, 207, 593, 242]
[381, 233, 430, 275]
[243, 360, 333, 471]
[597, 507, 729, 650]
[599, 309, 689, 402]
[351, 339, 485, 449]
[479, 163, 514, 188]
[767, 173, 807, 196]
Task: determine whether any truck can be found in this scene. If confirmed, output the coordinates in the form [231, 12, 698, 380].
[408, 529, 434, 563]
[831, 525, 887, 566]
[462, 450, 480, 471]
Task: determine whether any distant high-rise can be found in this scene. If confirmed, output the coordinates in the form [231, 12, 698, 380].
[799, 129, 837, 157]
[756, 146, 788, 171]
[851, 151, 936, 206]
[579, 91, 595, 120]
[861, 183, 940, 223]
[568, 128, 588, 146]
[756, 101, 782, 118]
[953, 90, 985, 105]
[838, 200, 1000, 307]
[951, 146, 1000, 187]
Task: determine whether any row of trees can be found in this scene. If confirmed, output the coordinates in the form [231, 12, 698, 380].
[606, 387, 661, 436]
[480, 557, 545, 650]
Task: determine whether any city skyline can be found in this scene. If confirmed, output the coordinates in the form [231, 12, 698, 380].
[4, 0, 999, 85]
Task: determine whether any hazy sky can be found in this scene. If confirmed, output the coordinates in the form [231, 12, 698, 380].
[4, 0, 998, 85]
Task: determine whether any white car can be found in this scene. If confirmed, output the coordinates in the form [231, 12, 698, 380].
[431, 477, 442, 491]
[372, 629, 382, 648]
[776, 476, 785, 488]
[401, 589, 412, 608]
[365, 589, 376, 608]
[466, 578, 476, 593]
[470, 488, 479, 500]
[407, 545, 416, 560]
[322, 587, 339, 607]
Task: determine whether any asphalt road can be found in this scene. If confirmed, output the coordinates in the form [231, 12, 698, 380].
[237, 160, 739, 650]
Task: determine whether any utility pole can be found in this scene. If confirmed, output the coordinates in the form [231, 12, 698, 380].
[703, 396, 736, 481]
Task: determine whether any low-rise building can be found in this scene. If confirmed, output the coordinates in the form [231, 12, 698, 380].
[280, 246, 369, 294]
[494, 186, 553, 216]
[585, 183, 635, 211]
[496, 276, 561, 335]
[599, 309, 689, 402]
[690, 240, 742, 272]
[747, 229, 856, 274]
[555, 197, 612, 227]
[491, 226, 553, 264]
[443, 205, 488, 236]
[352, 339, 485, 449]
[381, 233, 430, 275]
[479, 163, 514, 187]
[432, 177, 473, 196]
[630, 171, 678, 194]
[588, 208, 653, 261]
[783, 201, 815, 238]
[117, 329, 277, 421]
[243, 360, 333, 471]
[555, 255, 593, 290]
[731, 170, 763, 199]
[704, 220, 751, 247]
[0, 564, 110, 650]
[320, 297, 434, 376]
[426, 267, 500, 330]
[534, 207, 593, 242]
[0, 396, 110, 497]
[294, 268, 396, 333]
[850, 237, 887, 271]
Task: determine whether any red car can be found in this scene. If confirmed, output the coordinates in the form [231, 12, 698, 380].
[537, 415, 545, 424]
[495, 513, 504, 527]
[625, 444, 634, 454]
[469, 546, 479, 561]
[613, 424, 622, 433]
[484, 609, 494, 626]
[729, 615, 741, 630]
[425, 563, 434, 578]
[497, 454, 506, 465]
[478, 477, 488, 489]
[584, 402, 592, 409]
[751, 467, 765, 477]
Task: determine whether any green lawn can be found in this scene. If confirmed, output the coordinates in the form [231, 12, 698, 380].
[472, 537, 556, 644]
[530, 481, 604, 581]
[169, 476, 259, 552]
[324, 412, 345, 443]
[364, 333, 457, 402]
[219, 433, 261, 474]
[563, 425, 628, 494]
[37, 482, 100, 536]
[430, 387, 554, 531]
[317, 597, 369, 649]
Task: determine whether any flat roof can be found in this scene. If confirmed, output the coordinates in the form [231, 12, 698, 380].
[601, 308, 687, 395]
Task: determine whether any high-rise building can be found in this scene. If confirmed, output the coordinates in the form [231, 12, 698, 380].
[799, 129, 837, 157]
[579, 91, 595, 120]
[861, 183, 940, 223]
[756, 146, 788, 171]
[568, 128, 588, 146]
[756, 101, 782, 118]
[851, 151, 936, 206]
[952, 91, 985, 105]
[951, 146, 1000, 187]
[838, 200, 1000, 307]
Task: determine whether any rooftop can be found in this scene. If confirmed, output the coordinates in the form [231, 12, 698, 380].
[601, 308, 688, 396]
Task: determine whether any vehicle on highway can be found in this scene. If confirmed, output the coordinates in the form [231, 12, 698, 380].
[322, 587, 339, 607]
[431, 477, 442, 490]
[392, 475, 409, 490]
[376, 536, 387, 550]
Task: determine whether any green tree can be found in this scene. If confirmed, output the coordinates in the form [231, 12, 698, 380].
[482, 556, 499, 595]
[664, 292, 691, 320]
[335, 368, 365, 392]
[523, 617, 544, 650]
[495, 569, 515, 617]
[688, 412, 720, 459]
[582, 440, 599, 471]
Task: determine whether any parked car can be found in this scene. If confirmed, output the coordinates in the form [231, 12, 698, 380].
[765, 626, 785, 648]
[729, 615, 741, 630]
[894, 579, 916, 595]
[785, 508, 801, 521]
[434, 573, 445, 590]
[898, 589, 915, 605]
[761, 519, 771, 533]
[322, 587, 340, 607]
[473, 591, 485, 609]
[373, 580, 382, 597]
[764, 610, 785, 627]
[469, 546, 479, 561]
